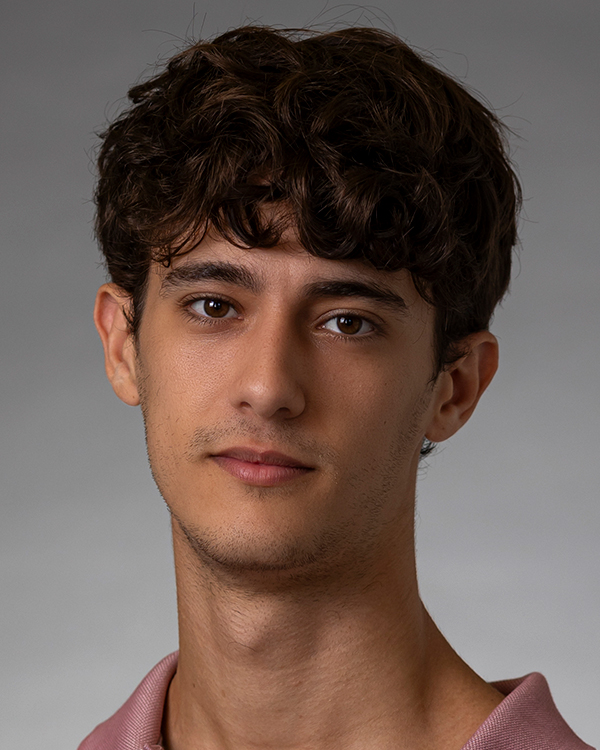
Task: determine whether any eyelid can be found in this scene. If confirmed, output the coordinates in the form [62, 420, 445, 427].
[184, 294, 241, 319]
[319, 309, 382, 337]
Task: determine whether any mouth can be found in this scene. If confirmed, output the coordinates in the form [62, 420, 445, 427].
[210, 447, 314, 487]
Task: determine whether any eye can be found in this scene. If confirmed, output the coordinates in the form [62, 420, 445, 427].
[322, 314, 374, 336]
[190, 297, 237, 319]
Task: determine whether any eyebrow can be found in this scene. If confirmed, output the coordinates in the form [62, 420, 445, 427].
[159, 260, 407, 313]
[302, 280, 408, 314]
[160, 261, 263, 296]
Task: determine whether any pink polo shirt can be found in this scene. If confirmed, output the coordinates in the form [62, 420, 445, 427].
[78, 652, 594, 750]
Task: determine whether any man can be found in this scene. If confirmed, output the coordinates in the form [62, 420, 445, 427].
[80, 25, 593, 750]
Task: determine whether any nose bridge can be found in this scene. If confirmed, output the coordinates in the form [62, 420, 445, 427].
[231, 306, 306, 420]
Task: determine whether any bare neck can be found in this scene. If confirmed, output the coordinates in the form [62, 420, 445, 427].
[162, 522, 502, 750]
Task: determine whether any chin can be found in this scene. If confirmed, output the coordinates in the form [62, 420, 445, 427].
[175, 516, 328, 574]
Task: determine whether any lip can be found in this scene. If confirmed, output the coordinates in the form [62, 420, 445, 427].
[210, 447, 314, 487]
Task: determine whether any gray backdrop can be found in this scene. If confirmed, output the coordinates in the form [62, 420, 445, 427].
[1, 1, 598, 746]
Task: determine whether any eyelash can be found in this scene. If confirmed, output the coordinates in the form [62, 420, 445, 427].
[320, 313, 380, 339]
[181, 295, 383, 339]
[181, 295, 240, 325]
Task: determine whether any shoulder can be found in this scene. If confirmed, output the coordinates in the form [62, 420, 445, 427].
[462, 673, 595, 750]
[77, 652, 178, 750]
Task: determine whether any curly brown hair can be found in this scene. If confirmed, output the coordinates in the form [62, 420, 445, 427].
[95, 25, 521, 372]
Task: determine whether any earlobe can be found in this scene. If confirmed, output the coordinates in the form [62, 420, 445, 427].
[93, 284, 140, 406]
[425, 331, 499, 443]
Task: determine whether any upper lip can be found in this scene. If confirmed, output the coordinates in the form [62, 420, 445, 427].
[212, 447, 312, 469]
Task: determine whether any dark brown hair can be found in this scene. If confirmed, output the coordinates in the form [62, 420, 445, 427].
[95, 25, 521, 372]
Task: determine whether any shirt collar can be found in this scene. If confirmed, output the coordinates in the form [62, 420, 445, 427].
[79, 652, 592, 750]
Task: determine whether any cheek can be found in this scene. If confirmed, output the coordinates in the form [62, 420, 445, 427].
[136, 341, 229, 481]
[141, 337, 230, 418]
[318, 360, 430, 466]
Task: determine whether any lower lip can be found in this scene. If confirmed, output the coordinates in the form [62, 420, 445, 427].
[211, 456, 312, 487]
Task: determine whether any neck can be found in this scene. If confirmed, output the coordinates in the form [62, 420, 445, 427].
[162, 521, 502, 750]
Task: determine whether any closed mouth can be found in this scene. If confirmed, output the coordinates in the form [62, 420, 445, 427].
[209, 447, 314, 486]
[211, 447, 312, 469]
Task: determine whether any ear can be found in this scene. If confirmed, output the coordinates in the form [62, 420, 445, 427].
[425, 331, 499, 443]
[93, 284, 140, 406]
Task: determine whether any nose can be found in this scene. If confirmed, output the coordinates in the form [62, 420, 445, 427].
[229, 319, 307, 421]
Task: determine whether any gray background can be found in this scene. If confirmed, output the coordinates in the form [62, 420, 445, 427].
[1, 1, 598, 746]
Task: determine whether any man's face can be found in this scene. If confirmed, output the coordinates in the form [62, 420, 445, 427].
[125, 232, 447, 580]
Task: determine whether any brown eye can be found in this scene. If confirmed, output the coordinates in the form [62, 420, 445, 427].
[337, 315, 362, 334]
[323, 315, 373, 336]
[191, 298, 235, 319]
